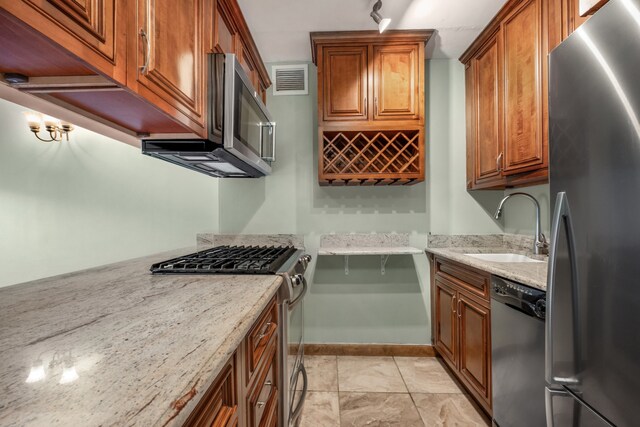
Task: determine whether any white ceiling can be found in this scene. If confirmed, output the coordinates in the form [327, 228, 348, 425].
[237, 0, 507, 63]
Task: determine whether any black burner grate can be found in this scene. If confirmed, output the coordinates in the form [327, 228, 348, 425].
[150, 245, 297, 274]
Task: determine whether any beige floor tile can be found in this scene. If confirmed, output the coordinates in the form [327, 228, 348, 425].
[339, 392, 424, 427]
[412, 393, 489, 426]
[337, 356, 408, 393]
[305, 356, 338, 392]
[299, 392, 341, 427]
[394, 357, 464, 394]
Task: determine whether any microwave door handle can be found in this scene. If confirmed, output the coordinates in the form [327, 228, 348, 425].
[259, 122, 276, 162]
[270, 122, 276, 162]
[258, 122, 264, 158]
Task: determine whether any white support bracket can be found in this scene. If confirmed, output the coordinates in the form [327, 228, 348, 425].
[342, 254, 390, 275]
[381, 255, 390, 275]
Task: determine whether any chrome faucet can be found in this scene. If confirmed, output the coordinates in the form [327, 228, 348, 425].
[494, 192, 549, 255]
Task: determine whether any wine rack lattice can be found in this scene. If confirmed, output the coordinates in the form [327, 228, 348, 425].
[320, 130, 422, 185]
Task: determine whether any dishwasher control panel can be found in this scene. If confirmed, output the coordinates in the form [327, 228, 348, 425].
[491, 276, 546, 320]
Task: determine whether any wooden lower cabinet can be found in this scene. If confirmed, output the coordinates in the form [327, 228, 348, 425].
[185, 297, 278, 427]
[431, 256, 492, 415]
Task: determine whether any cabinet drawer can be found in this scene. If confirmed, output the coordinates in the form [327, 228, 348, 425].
[184, 355, 238, 427]
[246, 297, 278, 381]
[248, 343, 278, 427]
[434, 257, 490, 300]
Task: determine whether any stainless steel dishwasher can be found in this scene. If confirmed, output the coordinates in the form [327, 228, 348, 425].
[491, 276, 546, 427]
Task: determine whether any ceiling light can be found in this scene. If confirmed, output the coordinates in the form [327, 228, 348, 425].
[370, 0, 391, 33]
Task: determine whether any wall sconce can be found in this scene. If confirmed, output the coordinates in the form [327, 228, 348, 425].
[370, 0, 391, 33]
[24, 112, 74, 142]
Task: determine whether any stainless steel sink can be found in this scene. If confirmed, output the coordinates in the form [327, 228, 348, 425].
[464, 253, 544, 263]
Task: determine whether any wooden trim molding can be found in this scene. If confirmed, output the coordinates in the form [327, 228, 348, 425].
[304, 344, 436, 357]
[310, 30, 434, 65]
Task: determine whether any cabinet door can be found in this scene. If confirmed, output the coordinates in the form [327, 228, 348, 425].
[184, 356, 238, 427]
[434, 278, 457, 368]
[7, 0, 125, 81]
[502, 0, 544, 174]
[214, 0, 237, 54]
[372, 44, 420, 121]
[321, 46, 368, 121]
[134, 0, 206, 135]
[458, 293, 491, 406]
[473, 33, 504, 186]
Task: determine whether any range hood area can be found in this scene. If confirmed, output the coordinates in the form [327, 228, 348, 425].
[142, 54, 276, 179]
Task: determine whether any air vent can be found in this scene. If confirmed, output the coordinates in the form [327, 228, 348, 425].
[272, 64, 308, 96]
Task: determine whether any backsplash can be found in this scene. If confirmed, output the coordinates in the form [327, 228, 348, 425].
[428, 233, 537, 254]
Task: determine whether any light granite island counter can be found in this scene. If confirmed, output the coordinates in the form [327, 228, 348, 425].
[0, 248, 283, 427]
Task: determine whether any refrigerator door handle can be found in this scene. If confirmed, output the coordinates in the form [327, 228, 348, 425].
[545, 387, 567, 427]
[546, 192, 580, 386]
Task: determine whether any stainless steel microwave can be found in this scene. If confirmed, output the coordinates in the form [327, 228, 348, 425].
[142, 53, 276, 178]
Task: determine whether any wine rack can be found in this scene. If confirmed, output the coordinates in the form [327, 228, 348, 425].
[319, 130, 423, 186]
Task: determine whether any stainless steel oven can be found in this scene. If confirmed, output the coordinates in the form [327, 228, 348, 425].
[277, 253, 310, 427]
[142, 53, 276, 178]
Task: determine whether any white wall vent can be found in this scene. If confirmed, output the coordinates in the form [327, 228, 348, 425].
[272, 64, 308, 96]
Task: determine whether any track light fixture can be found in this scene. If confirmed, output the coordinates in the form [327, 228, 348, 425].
[370, 0, 391, 33]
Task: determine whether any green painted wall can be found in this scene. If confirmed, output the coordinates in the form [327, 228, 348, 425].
[218, 59, 506, 344]
[0, 98, 219, 288]
[503, 184, 551, 236]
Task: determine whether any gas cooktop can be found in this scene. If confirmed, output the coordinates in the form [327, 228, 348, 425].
[150, 245, 298, 275]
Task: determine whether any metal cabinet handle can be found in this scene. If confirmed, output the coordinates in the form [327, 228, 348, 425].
[451, 295, 457, 314]
[139, 29, 150, 74]
[457, 299, 462, 319]
[257, 401, 266, 408]
[258, 322, 273, 340]
[497, 152, 503, 172]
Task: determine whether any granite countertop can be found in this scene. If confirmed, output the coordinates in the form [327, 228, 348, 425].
[318, 232, 422, 255]
[0, 248, 283, 427]
[425, 234, 548, 290]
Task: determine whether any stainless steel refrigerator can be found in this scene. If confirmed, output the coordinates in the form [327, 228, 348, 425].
[547, 0, 640, 425]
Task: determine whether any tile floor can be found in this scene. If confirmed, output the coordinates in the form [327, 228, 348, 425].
[299, 356, 490, 427]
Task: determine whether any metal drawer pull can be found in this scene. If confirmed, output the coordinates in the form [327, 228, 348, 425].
[265, 380, 272, 387]
[451, 295, 457, 313]
[257, 401, 266, 408]
[497, 152, 503, 172]
[258, 322, 272, 340]
[139, 29, 150, 74]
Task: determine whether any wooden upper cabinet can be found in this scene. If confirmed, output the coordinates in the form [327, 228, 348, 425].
[372, 44, 420, 121]
[213, 0, 237, 54]
[502, 0, 544, 175]
[458, 293, 491, 406]
[1, 0, 126, 82]
[133, 0, 206, 136]
[321, 45, 369, 121]
[473, 33, 504, 186]
[461, 0, 555, 190]
[311, 31, 432, 186]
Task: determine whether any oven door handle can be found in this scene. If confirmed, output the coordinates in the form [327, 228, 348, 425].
[289, 277, 307, 310]
[290, 364, 308, 425]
